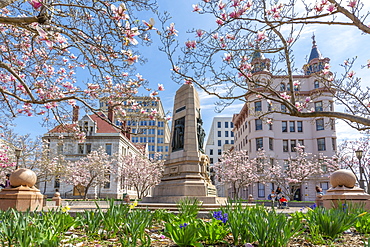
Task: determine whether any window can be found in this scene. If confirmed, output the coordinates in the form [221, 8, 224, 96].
[165, 146, 169, 152]
[218, 149, 222, 155]
[157, 129, 164, 135]
[140, 128, 147, 135]
[158, 121, 164, 127]
[54, 176, 60, 188]
[225, 140, 229, 144]
[255, 119, 262, 130]
[270, 158, 274, 167]
[149, 145, 155, 152]
[269, 138, 273, 150]
[256, 138, 263, 150]
[148, 129, 155, 135]
[320, 182, 329, 194]
[316, 119, 324, 131]
[210, 158, 214, 164]
[332, 138, 337, 151]
[297, 121, 303, 132]
[283, 140, 288, 152]
[317, 138, 326, 151]
[57, 144, 63, 154]
[148, 137, 155, 143]
[291, 140, 296, 152]
[225, 122, 229, 128]
[231, 140, 234, 144]
[157, 138, 164, 143]
[282, 121, 287, 132]
[268, 103, 272, 112]
[314, 80, 320, 89]
[258, 182, 265, 198]
[218, 140, 221, 146]
[268, 123, 273, 130]
[280, 83, 286, 91]
[86, 144, 92, 154]
[230, 122, 234, 128]
[140, 120, 147, 126]
[298, 139, 304, 147]
[217, 122, 221, 128]
[157, 146, 164, 152]
[104, 174, 110, 188]
[132, 137, 139, 143]
[255, 101, 262, 112]
[281, 104, 287, 113]
[209, 149, 213, 155]
[140, 137, 147, 143]
[78, 144, 84, 154]
[231, 131, 234, 137]
[148, 120, 156, 126]
[105, 144, 112, 155]
[289, 121, 295, 132]
[225, 131, 229, 137]
[217, 131, 221, 137]
[315, 101, 323, 112]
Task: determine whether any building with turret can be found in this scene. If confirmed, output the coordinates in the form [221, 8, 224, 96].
[232, 36, 337, 201]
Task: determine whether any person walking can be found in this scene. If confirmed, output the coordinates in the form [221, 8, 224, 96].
[268, 190, 277, 208]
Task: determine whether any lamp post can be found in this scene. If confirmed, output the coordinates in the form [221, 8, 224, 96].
[15, 148, 22, 170]
[355, 149, 364, 189]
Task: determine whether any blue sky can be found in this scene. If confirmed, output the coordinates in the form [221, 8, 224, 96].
[14, 0, 370, 142]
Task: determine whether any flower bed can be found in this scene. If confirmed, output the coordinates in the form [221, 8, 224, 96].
[0, 199, 369, 246]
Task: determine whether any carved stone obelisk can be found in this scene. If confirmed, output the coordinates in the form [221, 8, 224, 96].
[144, 84, 226, 204]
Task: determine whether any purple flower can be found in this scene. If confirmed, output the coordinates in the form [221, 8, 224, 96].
[213, 210, 228, 223]
[179, 223, 188, 229]
[309, 203, 317, 209]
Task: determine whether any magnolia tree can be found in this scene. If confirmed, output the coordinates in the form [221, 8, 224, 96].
[0, 144, 15, 180]
[214, 150, 259, 199]
[63, 147, 112, 199]
[263, 145, 338, 200]
[337, 137, 370, 192]
[0, 0, 166, 136]
[160, 0, 370, 131]
[114, 153, 163, 199]
[0, 130, 64, 192]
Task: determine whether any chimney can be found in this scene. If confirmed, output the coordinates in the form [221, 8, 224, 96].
[108, 106, 114, 123]
[72, 105, 79, 123]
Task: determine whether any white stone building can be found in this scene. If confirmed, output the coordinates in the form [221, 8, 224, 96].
[41, 110, 145, 199]
[205, 117, 234, 196]
[232, 38, 336, 201]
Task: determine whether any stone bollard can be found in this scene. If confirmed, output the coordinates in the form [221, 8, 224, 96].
[52, 191, 62, 206]
[248, 194, 254, 203]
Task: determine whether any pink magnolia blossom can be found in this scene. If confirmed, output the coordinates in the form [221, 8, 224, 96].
[196, 29, 205, 37]
[347, 71, 355, 78]
[216, 19, 224, 25]
[28, 0, 43, 9]
[184, 79, 193, 84]
[280, 92, 291, 100]
[327, 4, 337, 12]
[171, 66, 180, 72]
[158, 84, 165, 91]
[167, 23, 178, 36]
[223, 53, 232, 63]
[256, 30, 266, 42]
[348, 0, 357, 8]
[192, 4, 202, 12]
[185, 40, 197, 49]
[218, 1, 226, 10]
[314, 3, 324, 12]
[142, 18, 156, 30]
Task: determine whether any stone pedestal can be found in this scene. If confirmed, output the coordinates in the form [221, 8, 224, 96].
[52, 192, 62, 206]
[143, 84, 227, 205]
[0, 186, 44, 211]
[322, 169, 370, 209]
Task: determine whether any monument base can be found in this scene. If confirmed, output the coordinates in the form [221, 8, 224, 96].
[322, 186, 370, 210]
[142, 195, 227, 204]
[0, 186, 44, 211]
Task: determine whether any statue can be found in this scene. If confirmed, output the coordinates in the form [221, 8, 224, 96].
[197, 109, 206, 153]
[172, 117, 185, 151]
